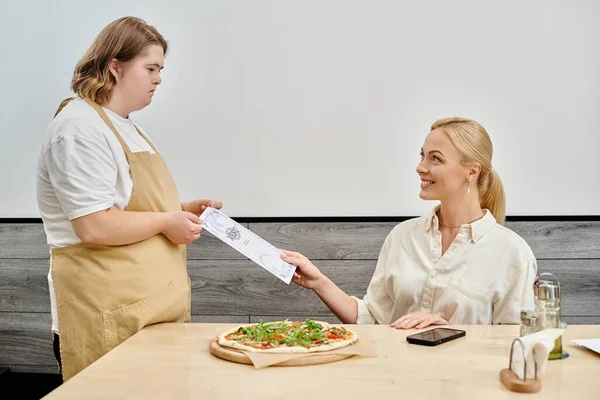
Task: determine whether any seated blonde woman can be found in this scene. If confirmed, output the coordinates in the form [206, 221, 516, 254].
[282, 117, 536, 329]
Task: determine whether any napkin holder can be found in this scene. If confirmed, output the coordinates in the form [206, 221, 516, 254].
[500, 337, 541, 393]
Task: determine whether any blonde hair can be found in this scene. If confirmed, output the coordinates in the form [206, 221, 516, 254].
[71, 16, 167, 104]
[431, 117, 506, 225]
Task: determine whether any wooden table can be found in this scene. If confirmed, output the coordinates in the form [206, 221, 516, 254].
[43, 324, 600, 399]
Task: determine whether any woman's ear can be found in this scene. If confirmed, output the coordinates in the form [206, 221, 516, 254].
[467, 164, 482, 181]
[108, 58, 121, 80]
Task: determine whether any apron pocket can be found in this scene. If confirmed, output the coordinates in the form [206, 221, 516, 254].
[102, 280, 189, 353]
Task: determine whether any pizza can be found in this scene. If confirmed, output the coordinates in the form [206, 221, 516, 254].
[218, 319, 358, 353]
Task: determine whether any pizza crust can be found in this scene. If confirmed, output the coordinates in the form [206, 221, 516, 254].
[217, 320, 358, 353]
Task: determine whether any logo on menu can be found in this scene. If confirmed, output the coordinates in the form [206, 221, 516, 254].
[226, 226, 241, 241]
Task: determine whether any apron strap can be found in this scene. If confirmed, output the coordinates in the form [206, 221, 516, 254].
[54, 97, 76, 118]
[82, 97, 132, 154]
[55, 97, 157, 156]
[134, 126, 160, 154]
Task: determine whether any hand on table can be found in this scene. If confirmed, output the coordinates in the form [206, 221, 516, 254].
[390, 312, 448, 329]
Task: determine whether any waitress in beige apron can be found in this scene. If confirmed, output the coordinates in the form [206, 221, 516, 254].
[39, 17, 221, 382]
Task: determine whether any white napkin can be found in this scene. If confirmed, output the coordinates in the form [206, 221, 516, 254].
[509, 328, 565, 380]
[572, 338, 600, 355]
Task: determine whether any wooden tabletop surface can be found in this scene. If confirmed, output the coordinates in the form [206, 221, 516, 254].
[42, 323, 600, 399]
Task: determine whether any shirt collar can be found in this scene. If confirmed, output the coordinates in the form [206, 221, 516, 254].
[423, 205, 497, 243]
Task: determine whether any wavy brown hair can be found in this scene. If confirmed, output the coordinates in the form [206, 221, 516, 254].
[71, 16, 167, 104]
[431, 117, 506, 225]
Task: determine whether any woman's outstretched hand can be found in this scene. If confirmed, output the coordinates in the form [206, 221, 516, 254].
[280, 250, 326, 290]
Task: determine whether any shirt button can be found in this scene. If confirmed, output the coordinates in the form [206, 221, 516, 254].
[433, 243, 439, 249]
[431, 271, 438, 278]
[423, 302, 430, 308]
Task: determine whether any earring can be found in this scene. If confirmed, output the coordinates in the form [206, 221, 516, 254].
[467, 180, 471, 195]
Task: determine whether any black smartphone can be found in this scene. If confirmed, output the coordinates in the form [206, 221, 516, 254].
[406, 327, 466, 346]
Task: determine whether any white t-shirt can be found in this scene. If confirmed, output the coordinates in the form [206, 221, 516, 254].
[36, 96, 157, 333]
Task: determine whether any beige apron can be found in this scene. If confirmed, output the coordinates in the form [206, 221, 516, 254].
[50, 97, 191, 382]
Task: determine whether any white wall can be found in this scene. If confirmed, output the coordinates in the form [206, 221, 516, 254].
[1, 0, 599, 217]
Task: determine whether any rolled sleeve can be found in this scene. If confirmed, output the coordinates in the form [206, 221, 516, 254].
[351, 296, 378, 324]
[351, 232, 395, 325]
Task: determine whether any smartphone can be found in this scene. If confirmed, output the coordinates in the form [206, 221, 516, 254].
[406, 327, 466, 346]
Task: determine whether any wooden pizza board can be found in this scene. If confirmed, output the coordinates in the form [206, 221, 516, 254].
[209, 338, 355, 366]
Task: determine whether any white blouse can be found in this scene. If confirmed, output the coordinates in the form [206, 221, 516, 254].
[353, 207, 537, 325]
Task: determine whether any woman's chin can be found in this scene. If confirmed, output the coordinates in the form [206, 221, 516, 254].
[419, 190, 437, 201]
